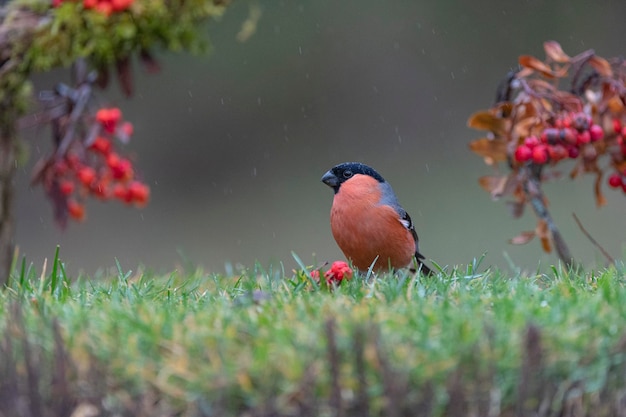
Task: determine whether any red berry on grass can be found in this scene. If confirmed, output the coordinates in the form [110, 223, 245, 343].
[111, 0, 133, 11]
[83, 0, 97, 8]
[608, 173, 623, 188]
[514, 145, 532, 162]
[324, 261, 353, 285]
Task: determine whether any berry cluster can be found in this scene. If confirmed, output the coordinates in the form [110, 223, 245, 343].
[49, 106, 149, 222]
[311, 261, 353, 287]
[469, 42, 626, 259]
[513, 110, 626, 193]
[52, 0, 134, 15]
[513, 112, 606, 164]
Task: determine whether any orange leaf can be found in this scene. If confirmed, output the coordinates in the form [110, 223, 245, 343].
[467, 111, 506, 134]
[519, 55, 555, 78]
[509, 231, 535, 245]
[535, 220, 552, 253]
[543, 41, 570, 63]
[540, 236, 552, 253]
[469, 138, 508, 162]
[478, 175, 502, 193]
[589, 56, 613, 77]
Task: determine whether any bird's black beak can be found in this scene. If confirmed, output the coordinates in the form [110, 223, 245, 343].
[321, 170, 339, 188]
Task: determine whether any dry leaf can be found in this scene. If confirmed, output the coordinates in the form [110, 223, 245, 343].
[536, 220, 552, 253]
[469, 138, 508, 162]
[519, 55, 555, 78]
[607, 96, 624, 113]
[467, 111, 506, 134]
[589, 56, 613, 77]
[543, 41, 570, 63]
[478, 175, 518, 199]
[509, 231, 535, 245]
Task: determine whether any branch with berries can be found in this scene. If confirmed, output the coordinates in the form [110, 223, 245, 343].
[468, 41, 626, 267]
[0, 0, 236, 280]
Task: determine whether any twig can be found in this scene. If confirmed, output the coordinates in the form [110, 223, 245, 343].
[572, 212, 615, 265]
[522, 168, 576, 269]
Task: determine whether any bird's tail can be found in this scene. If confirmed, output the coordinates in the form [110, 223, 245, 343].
[412, 253, 434, 276]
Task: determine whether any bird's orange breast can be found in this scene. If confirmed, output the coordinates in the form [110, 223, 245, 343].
[330, 175, 416, 271]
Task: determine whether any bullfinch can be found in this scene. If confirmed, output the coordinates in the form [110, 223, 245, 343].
[321, 162, 432, 275]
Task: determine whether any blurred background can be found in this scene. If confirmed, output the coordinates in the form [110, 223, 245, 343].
[15, 0, 626, 276]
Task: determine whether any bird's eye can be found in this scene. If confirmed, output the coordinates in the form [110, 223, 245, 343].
[342, 170, 353, 179]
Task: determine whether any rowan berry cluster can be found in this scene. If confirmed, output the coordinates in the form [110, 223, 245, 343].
[47, 106, 149, 223]
[469, 42, 626, 257]
[52, 0, 134, 15]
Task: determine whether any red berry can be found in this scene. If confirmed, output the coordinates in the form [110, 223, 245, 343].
[128, 181, 150, 207]
[59, 180, 75, 196]
[95, 2, 113, 15]
[622, 126, 626, 138]
[548, 144, 567, 162]
[111, 0, 133, 11]
[572, 112, 590, 132]
[561, 128, 577, 144]
[514, 145, 532, 162]
[96, 107, 121, 133]
[608, 173, 623, 188]
[310, 269, 320, 282]
[577, 130, 591, 145]
[83, 0, 97, 8]
[531, 145, 549, 164]
[589, 124, 604, 142]
[89, 136, 112, 155]
[67, 200, 86, 221]
[541, 128, 558, 143]
[324, 261, 353, 285]
[524, 136, 540, 148]
[119, 121, 133, 137]
[112, 158, 133, 180]
[568, 146, 580, 159]
[77, 166, 96, 186]
[90, 180, 110, 199]
[54, 161, 69, 176]
[112, 183, 130, 202]
[613, 119, 622, 133]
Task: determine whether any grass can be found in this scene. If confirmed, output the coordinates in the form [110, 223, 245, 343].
[1, 249, 626, 416]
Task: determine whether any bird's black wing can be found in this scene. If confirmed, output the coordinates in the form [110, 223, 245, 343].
[400, 210, 433, 276]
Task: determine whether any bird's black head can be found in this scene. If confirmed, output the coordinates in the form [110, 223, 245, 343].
[321, 162, 385, 193]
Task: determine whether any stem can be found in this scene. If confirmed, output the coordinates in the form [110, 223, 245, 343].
[0, 122, 16, 284]
[522, 167, 576, 269]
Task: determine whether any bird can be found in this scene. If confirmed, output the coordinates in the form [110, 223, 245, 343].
[321, 162, 432, 275]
